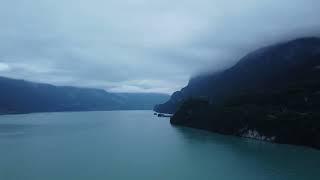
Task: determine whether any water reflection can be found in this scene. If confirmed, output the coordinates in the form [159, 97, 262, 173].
[171, 125, 320, 180]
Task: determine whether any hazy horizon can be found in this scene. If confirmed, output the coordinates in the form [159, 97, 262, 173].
[0, 0, 320, 94]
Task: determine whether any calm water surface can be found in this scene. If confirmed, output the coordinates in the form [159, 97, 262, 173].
[0, 110, 319, 180]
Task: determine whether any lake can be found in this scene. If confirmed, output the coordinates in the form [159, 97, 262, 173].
[0, 110, 319, 180]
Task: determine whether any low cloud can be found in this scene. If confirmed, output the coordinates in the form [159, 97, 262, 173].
[0, 63, 10, 72]
[0, 0, 319, 94]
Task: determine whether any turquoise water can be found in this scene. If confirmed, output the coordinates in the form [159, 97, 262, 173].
[0, 110, 319, 180]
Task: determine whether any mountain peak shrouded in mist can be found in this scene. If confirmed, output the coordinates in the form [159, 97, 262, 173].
[155, 37, 320, 113]
[1, 0, 320, 94]
[156, 37, 320, 149]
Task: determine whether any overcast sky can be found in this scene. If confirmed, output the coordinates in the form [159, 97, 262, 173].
[0, 0, 319, 94]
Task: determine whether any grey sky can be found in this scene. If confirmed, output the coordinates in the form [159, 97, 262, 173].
[0, 0, 319, 94]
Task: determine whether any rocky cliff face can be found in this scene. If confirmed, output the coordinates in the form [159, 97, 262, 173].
[157, 37, 320, 149]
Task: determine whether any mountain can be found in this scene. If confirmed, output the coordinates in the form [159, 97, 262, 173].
[155, 37, 320, 149]
[0, 76, 169, 114]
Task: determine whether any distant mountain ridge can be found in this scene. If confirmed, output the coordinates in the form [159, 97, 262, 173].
[155, 37, 320, 149]
[0, 76, 169, 114]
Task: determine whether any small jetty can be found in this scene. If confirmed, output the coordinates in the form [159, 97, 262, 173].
[153, 112, 173, 118]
